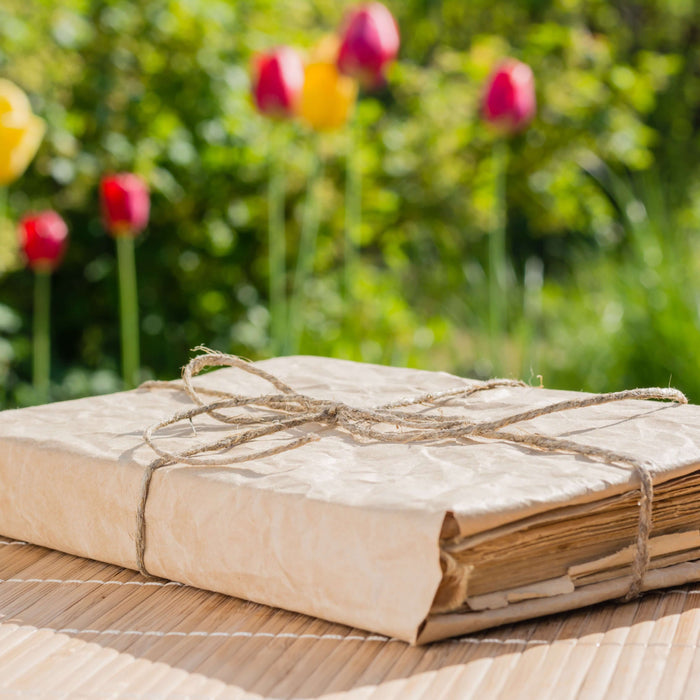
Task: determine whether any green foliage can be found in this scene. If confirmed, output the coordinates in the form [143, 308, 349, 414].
[0, 0, 700, 404]
[538, 167, 700, 401]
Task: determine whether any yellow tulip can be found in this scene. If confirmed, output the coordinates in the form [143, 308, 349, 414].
[0, 79, 45, 186]
[299, 62, 357, 132]
[310, 34, 341, 64]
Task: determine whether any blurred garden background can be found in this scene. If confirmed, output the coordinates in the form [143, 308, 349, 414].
[2, 0, 700, 407]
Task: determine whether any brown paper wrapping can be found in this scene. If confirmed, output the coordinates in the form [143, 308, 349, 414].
[2, 355, 700, 644]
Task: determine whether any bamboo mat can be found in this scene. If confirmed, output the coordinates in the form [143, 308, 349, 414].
[2, 539, 700, 699]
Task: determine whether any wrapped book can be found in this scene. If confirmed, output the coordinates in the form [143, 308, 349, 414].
[1, 352, 700, 644]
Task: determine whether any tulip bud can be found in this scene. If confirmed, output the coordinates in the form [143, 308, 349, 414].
[0, 79, 46, 186]
[100, 173, 150, 237]
[299, 62, 357, 132]
[251, 47, 305, 119]
[337, 3, 400, 88]
[482, 60, 536, 134]
[19, 211, 68, 272]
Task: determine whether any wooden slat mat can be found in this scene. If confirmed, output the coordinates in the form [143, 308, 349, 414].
[2, 539, 700, 699]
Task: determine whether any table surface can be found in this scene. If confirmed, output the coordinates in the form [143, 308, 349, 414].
[2, 536, 700, 699]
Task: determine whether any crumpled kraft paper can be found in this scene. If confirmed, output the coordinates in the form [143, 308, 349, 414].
[1, 355, 700, 643]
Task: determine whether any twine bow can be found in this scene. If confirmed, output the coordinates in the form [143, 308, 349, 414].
[138, 349, 688, 602]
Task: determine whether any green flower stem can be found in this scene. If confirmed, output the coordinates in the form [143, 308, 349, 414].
[489, 139, 509, 376]
[521, 255, 544, 379]
[344, 117, 361, 305]
[116, 234, 140, 389]
[290, 143, 325, 354]
[0, 187, 8, 408]
[268, 127, 287, 356]
[33, 268, 51, 402]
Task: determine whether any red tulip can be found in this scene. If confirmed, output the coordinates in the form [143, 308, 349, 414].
[482, 60, 536, 133]
[100, 173, 150, 237]
[336, 3, 400, 88]
[19, 211, 68, 272]
[251, 47, 305, 119]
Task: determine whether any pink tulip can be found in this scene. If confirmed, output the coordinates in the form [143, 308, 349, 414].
[482, 60, 536, 133]
[337, 3, 400, 88]
[19, 211, 68, 272]
[251, 47, 305, 119]
[100, 173, 150, 237]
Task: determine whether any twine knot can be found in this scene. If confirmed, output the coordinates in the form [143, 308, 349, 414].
[137, 348, 688, 604]
[320, 403, 340, 423]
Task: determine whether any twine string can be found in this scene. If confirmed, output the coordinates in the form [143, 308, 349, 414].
[138, 349, 687, 602]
